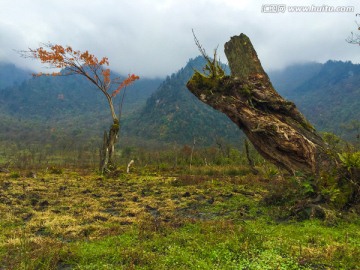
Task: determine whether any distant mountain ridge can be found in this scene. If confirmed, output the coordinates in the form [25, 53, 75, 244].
[123, 56, 242, 146]
[0, 63, 162, 147]
[0, 62, 32, 89]
[270, 60, 360, 139]
[268, 62, 323, 98]
[0, 58, 359, 149]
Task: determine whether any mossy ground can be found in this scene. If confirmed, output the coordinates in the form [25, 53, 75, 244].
[0, 167, 359, 269]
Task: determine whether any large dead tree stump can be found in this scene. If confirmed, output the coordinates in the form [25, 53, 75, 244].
[187, 33, 335, 175]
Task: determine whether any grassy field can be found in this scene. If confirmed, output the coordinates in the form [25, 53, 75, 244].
[0, 166, 359, 269]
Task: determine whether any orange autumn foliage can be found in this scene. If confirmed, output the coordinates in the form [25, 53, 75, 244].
[23, 43, 139, 99]
[112, 74, 140, 97]
[20, 42, 140, 170]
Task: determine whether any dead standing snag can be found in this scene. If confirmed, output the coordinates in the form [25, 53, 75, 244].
[187, 33, 335, 175]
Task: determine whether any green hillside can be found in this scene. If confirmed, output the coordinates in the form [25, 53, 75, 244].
[272, 60, 360, 140]
[123, 56, 243, 146]
[1, 59, 360, 150]
[0, 65, 162, 148]
[0, 62, 31, 89]
[268, 62, 322, 97]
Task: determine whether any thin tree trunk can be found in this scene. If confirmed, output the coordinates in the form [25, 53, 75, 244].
[187, 33, 336, 175]
[99, 131, 109, 173]
[99, 120, 119, 173]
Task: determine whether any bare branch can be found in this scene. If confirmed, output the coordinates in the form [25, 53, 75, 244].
[346, 20, 360, 45]
[192, 29, 212, 64]
[191, 30, 225, 79]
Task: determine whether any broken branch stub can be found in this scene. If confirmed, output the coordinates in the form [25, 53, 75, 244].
[187, 33, 335, 174]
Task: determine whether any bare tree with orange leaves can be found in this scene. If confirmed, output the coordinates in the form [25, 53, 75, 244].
[19, 43, 139, 173]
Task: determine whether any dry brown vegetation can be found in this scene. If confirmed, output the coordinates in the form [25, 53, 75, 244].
[0, 166, 359, 269]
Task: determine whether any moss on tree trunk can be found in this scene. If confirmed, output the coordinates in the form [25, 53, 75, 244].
[187, 33, 336, 175]
[99, 120, 119, 173]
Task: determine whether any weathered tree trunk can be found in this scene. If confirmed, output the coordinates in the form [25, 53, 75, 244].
[99, 120, 119, 173]
[187, 34, 335, 175]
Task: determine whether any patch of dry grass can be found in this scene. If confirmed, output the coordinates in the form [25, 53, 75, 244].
[0, 168, 359, 269]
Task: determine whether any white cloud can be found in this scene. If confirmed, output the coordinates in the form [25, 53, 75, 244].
[0, 0, 359, 77]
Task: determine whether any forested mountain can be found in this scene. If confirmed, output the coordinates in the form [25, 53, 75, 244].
[0, 58, 242, 148]
[125, 58, 360, 146]
[0, 71, 162, 120]
[268, 62, 322, 97]
[0, 62, 32, 89]
[0, 59, 359, 150]
[269, 60, 360, 140]
[0, 65, 162, 148]
[123, 56, 242, 146]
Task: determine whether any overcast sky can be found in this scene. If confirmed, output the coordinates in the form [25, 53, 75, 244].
[1, 0, 359, 78]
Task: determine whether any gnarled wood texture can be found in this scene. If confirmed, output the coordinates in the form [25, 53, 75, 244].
[187, 33, 335, 174]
